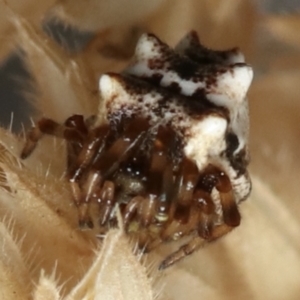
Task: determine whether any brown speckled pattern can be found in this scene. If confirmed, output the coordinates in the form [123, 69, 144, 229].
[21, 31, 253, 269]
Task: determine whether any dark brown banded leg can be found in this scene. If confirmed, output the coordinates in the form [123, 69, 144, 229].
[146, 147, 170, 224]
[123, 196, 144, 226]
[68, 125, 110, 214]
[193, 187, 215, 239]
[159, 165, 241, 269]
[97, 180, 116, 225]
[76, 118, 150, 228]
[159, 222, 235, 270]
[173, 158, 199, 224]
[21, 115, 88, 159]
[137, 195, 157, 227]
[64, 115, 88, 136]
[159, 203, 201, 244]
[156, 159, 201, 243]
[145, 127, 178, 225]
[197, 165, 241, 227]
[68, 125, 110, 182]
[197, 213, 214, 239]
[121, 126, 177, 232]
[77, 203, 94, 228]
[21, 118, 61, 159]
[159, 235, 203, 270]
[215, 171, 241, 226]
[117, 126, 180, 247]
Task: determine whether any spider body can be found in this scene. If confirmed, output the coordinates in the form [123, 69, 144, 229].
[21, 31, 253, 269]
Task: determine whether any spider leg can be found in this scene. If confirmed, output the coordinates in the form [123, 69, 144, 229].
[21, 118, 62, 159]
[159, 221, 235, 270]
[145, 127, 177, 225]
[122, 194, 158, 249]
[173, 158, 199, 224]
[21, 115, 87, 159]
[123, 196, 144, 226]
[64, 115, 89, 168]
[155, 163, 173, 223]
[159, 169, 241, 269]
[68, 125, 110, 206]
[97, 180, 116, 225]
[147, 159, 200, 249]
[138, 135, 202, 251]
[215, 171, 241, 226]
[77, 118, 150, 228]
[83, 120, 148, 202]
[146, 146, 170, 224]
[126, 127, 177, 249]
[153, 203, 201, 250]
[64, 115, 88, 136]
[68, 125, 110, 180]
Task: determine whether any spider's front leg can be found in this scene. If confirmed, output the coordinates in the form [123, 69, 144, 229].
[21, 115, 88, 159]
[122, 126, 179, 234]
[158, 222, 236, 270]
[159, 169, 241, 269]
[75, 118, 150, 228]
[66, 124, 111, 225]
[21, 118, 61, 159]
[20, 114, 98, 226]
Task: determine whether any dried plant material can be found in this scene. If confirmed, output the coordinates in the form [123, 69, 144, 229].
[31, 227, 159, 300]
[66, 228, 157, 300]
[51, 0, 165, 31]
[0, 0, 57, 60]
[33, 270, 61, 300]
[0, 0, 56, 21]
[0, 163, 95, 293]
[0, 222, 31, 300]
[0, 129, 23, 191]
[14, 17, 98, 121]
[0, 134, 95, 294]
[265, 13, 300, 48]
[0, 124, 158, 299]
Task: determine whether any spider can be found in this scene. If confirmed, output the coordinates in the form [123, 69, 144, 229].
[21, 31, 253, 269]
